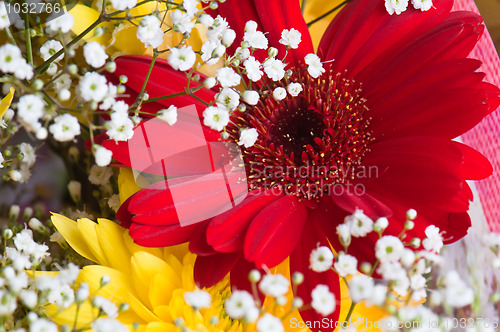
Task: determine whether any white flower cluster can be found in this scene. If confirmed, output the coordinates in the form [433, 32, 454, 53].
[0, 44, 34, 80]
[385, 0, 434, 15]
[306, 208, 485, 331]
[0, 224, 129, 331]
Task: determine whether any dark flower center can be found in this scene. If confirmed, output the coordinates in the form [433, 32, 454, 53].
[227, 68, 373, 200]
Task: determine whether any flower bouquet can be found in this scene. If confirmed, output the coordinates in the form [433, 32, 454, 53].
[0, 0, 500, 331]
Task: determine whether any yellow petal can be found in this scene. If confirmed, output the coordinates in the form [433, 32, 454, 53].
[77, 218, 110, 266]
[51, 213, 98, 262]
[149, 272, 178, 312]
[130, 251, 170, 307]
[0, 87, 14, 119]
[118, 168, 143, 204]
[96, 218, 132, 275]
[68, 4, 112, 44]
[123, 230, 164, 259]
[301, 0, 346, 50]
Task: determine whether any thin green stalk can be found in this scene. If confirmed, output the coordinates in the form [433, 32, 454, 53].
[24, 11, 33, 67]
[343, 302, 356, 326]
[5, 27, 18, 47]
[135, 52, 159, 106]
[145, 86, 204, 103]
[301, 0, 307, 14]
[307, 0, 350, 27]
[34, 17, 104, 75]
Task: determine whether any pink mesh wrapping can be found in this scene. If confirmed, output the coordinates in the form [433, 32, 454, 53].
[454, 0, 500, 231]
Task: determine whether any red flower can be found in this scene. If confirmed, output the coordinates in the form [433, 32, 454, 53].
[104, 0, 500, 326]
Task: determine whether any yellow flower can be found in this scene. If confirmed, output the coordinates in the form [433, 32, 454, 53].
[50, 213, 242, 332]
[301, 0, 347, 50]
[0, 87, 14, 119]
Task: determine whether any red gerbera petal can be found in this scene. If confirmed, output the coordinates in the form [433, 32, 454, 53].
[244, 195, 308, 268]
[290, 208, 341, 331]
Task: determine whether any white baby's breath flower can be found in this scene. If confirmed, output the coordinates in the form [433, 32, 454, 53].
[311, 285, 336, 316]
[137, 15, 164, 48]
[157, 105, 178, 125]
[345, 209, 373, 237]
[334, 253, 358, 277]
[171, 10, 195, 34]
[238, 128, 259, 148]
[46, 12, 74, 33]
[385, 0, 409, 15]
[279, 28, 301, 49]
[168, 46, 196, 71]
[49, 114, 81, 142]
[108, 194, 121, 212]
[184, 290, 211, 310]
[336, 223, 351, 246]
[19, 289, 37, 309]
[0, 152, 4, 168]
[365, 285, 387, 307]
[216, 67, 241, 87]
[94, 145, 113, 167]
[287, 82, 303, 97]
[304, 53, 325, 78]
[244, 56, 263, 82]
[197, 14, 214, 28]
[422, 225, 443, 253]
[273, 87, 287, 101]
[93, 295, 118, 318]
[241, 90, 260, 105]
[410, 274, 427, 301]
[224, 290, 257, 320]
[222, 29, 236, 47]
[375, 235, 404, 263]
[411, 0, 433, 11]
[0, 3, 11, 30]
[309, 246, 334, 272]
[88, 165, 114, 186]
[19, 143, 36, 167]
[244, 30, 268, 49]
[263, 58, 286, 81]
[84, 41, 109, 68]
[40, 40, 63, 62]
[203, 106, 229, 131]
[349, 274, 374, 303]
[110, 0, 137, 10]
[259, 274, 289, 298]
[0, 44, 22, 73]
[182, 0, 199, 16]
[201, 40, 225, 65]
[216, 88, 240, 111]
[79, 72, 109, 102]
[92, 318, 128, 332]
[29, 318, 58, 332]
[256, 314, 284, 332]
[206, 15, 229, 41]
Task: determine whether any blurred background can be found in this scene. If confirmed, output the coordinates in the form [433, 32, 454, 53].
[476, 0, 500, 53]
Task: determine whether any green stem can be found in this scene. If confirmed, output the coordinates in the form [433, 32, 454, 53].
[301, 0, 307, 14]
[145, 86, 204, 103]
[24, 10, 33, 67]
[134, 51, 159, 106]
[34, 17, 104, 75]
[5, 27, 18, 47]
[343, 302, 356, 326]
[307, 0, 350, 27]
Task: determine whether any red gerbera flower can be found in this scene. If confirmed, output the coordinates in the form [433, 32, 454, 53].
[102, 0, 500, 326]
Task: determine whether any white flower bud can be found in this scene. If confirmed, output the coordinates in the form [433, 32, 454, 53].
[67, 181, 81, 203]
[268, 47, 278, 58]
[222, 29, 236, 47]
[241, 90, 259, 105]
[203, 77, 216, 89]
[406, 209, 417, 220]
